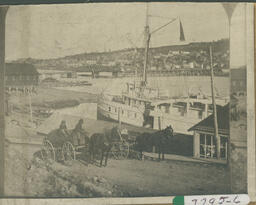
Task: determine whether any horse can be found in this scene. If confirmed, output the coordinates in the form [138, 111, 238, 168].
[89, 126, 121, 167]
[135, 125, 174, 161]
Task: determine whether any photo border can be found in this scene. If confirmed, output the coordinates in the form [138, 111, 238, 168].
[0, 1, 254, 204]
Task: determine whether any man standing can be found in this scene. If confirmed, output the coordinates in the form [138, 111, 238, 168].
[72, 119, 86, 146]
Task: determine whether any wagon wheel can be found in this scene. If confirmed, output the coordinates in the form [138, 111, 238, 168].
[41, 139, 55, 162]
[62, 141, 76, 161]
[111, 140, 129, 160]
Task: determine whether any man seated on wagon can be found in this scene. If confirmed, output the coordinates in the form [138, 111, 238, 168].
[72, 119, 87, 146]
[58, 120, 69, 138]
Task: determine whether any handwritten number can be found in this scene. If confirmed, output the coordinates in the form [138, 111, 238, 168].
[233, 195, 240, 204]
[201, 198, 207, 205]
[209, 198, 215, 205]
[190, 195, 241, 205]
[192, 199, 197, 205]
[219, 196, 228, 204]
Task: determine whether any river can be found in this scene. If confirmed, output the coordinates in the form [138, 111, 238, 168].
[55, 76, 229, 98]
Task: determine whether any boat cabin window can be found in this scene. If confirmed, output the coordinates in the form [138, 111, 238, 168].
[173, 102, 186, 108]
[208, 104, 213, 111]
[157, 103, 170, 113]
[198, 110, 203, 119]
[190, 102, 205, 111]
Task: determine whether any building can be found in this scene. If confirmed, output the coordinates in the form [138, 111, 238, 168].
[188, 104, 229, 160]
[66, 71, 77, 78]
[5, 63, 39, 92]
[183, 62, 194, 69]
[230, 66, 246, 96]
[86, 60, 97, 65]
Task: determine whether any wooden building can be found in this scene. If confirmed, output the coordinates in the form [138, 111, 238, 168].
[5, 63, 39, 92]
[188, 104, 229, 160]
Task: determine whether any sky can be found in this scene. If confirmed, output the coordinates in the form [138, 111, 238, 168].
[4, 2, 241, 61]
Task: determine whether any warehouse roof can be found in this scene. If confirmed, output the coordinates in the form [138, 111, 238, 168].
[5, 63, 39, 76]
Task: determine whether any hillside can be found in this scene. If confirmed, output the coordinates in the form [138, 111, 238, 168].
[12, 39, 229, 72]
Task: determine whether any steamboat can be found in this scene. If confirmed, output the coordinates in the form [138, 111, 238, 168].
[97, 7, 228, 135]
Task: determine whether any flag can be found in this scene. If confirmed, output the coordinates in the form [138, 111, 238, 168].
[179, 20, 185, 42]
[222, 3, 237, 23]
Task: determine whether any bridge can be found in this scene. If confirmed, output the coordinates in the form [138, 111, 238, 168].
[76, 65, 227, 78]
[76, 65, 121, 78]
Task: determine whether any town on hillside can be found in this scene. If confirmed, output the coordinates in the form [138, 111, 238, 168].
[12, 39, 230, 77]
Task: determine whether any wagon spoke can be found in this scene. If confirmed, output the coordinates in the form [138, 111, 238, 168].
[110, 140, 129, 160]
[41, 139, 55, 163]
[62, 141, 76, 162]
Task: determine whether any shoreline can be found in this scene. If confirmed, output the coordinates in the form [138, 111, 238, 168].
[6, 86, 99, 128]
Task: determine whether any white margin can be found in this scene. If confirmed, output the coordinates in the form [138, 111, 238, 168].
[247, 2, 256, 202]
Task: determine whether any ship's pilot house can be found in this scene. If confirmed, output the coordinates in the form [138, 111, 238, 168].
[188, 104, 229, 160]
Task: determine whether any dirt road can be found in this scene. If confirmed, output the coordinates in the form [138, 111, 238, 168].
[66, 159, 230, 197]
[5, 143, 230, 197]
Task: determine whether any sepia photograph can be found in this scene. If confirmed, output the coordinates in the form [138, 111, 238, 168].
[0, 2, 253, 200]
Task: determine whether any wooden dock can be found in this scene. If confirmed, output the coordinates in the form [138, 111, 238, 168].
[143, 152, 227, 165]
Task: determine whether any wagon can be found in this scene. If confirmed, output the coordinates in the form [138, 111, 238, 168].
[40, 129, 89, 163]
[109, 128, 130, 160]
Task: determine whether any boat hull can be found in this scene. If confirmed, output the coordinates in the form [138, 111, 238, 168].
[98, 95, 228, 135]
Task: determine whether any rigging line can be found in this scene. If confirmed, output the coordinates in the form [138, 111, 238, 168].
[148, 14, 176, 20]
[150, 17, 178, 35]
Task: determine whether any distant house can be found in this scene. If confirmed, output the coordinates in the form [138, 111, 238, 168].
[107, 61, 116, 66]
[183, 62, 194, 69]
[188, 104, 229, 160]
[5, 63, 39, 91]
[172, 51, 180, 55]
[86, 60, 97, 65]
[230, 66, 246, 96]
[67, 71, 77, 78]
[182, 51, 190, 55]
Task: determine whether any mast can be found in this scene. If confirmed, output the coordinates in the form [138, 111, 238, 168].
[142, 4, 151, 86]
[209, 45, 220, 159]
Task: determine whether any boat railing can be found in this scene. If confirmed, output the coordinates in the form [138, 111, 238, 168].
[189, 107, 204, 111]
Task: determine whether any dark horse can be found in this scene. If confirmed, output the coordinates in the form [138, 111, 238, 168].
[135, 125, 174, 161]
[89, 126, 120, 167]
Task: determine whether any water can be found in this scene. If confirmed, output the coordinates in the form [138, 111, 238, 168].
[55, 76, 229, 98]
[55, 103, 97, 120]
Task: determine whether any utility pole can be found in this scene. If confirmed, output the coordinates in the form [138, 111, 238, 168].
[222, 2, 237, 168]
[209, 45, 220, 159]
[0, 6, 8, 197]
